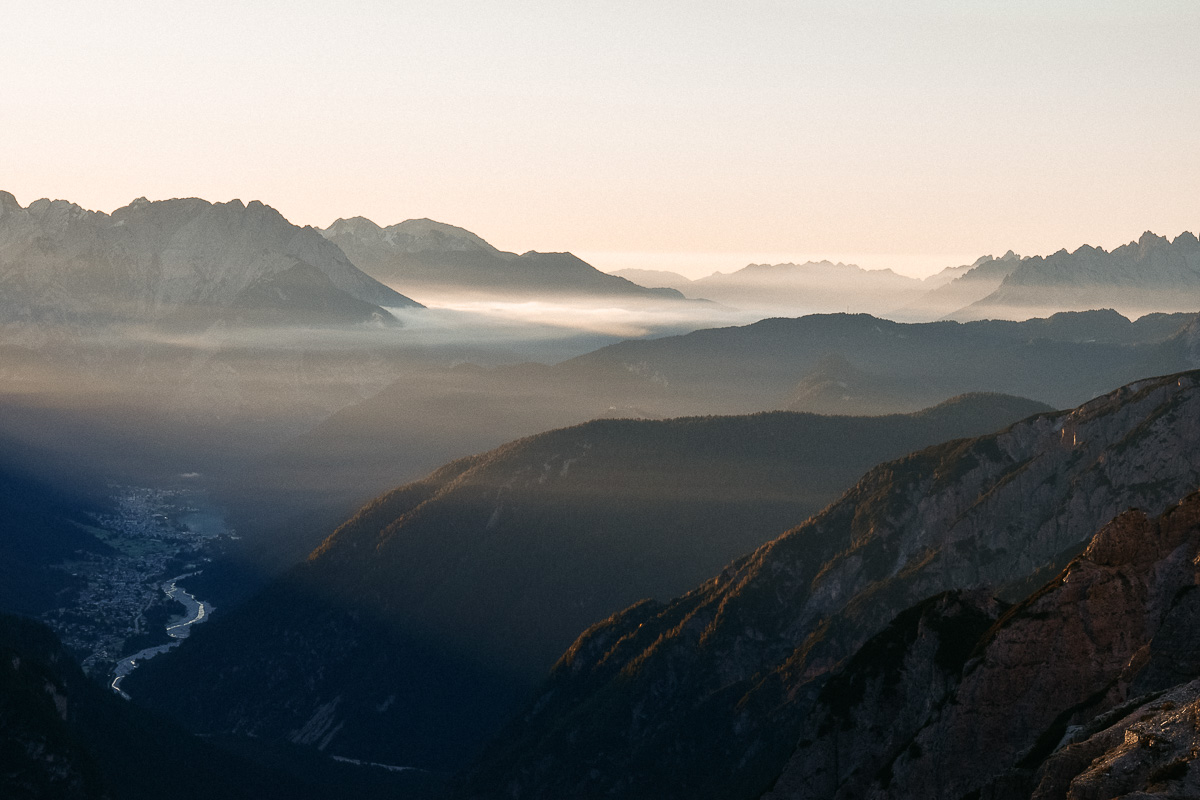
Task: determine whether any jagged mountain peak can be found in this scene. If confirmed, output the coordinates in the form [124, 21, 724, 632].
[1138, 229, 1170, 247]
[952, 229, 1200, 320]
[1174, 230, 1200, 248]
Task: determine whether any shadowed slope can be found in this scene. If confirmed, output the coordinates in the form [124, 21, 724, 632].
[125, 393, 1049, 773]
[466, 370, 1200, 799]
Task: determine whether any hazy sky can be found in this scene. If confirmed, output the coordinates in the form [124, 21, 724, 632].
[5, 1, 1198, 277]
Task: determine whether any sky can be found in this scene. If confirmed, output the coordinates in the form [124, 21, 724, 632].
[5, 1, 1199, 278]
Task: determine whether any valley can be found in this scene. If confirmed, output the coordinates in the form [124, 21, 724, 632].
[37, 484, 228, 686]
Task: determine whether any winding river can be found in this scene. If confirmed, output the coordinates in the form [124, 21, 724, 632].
[110, 574, 214, 699]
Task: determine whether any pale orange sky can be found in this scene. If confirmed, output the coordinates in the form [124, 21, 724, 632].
[4, 1, 1198, 279]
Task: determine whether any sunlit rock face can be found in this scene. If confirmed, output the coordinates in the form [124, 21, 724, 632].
[467, 370, 1200, 800]
[764, 494, 1200, 800]
[0, 191, 419, 327]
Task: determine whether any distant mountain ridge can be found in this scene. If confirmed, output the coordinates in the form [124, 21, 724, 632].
[959, 230, 1200, 319]
[559, 308, 1199, 413]
[0, 192, 419, 327]
[895, 249, 1023, 320]
[260, 308, 1199, 510]
[616, 259, 929, 316]
[322, 216, 685, 301]
[612, 232, 1200, 322]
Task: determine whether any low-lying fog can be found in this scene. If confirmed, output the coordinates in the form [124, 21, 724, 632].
[385, 292, 755, 353]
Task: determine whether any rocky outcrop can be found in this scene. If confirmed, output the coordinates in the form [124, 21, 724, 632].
[0, 192, 420, 327]
[1030, 680, 1200, 799]
[762, 591, 1006, 800]
[465, 371, 1200, 800]
[758, 493, 1200, 800]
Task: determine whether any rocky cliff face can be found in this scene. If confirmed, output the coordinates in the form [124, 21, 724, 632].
[762, 492, 1200, 800]
[466, 370, 1200, 799]
[0, 192, 419, 327]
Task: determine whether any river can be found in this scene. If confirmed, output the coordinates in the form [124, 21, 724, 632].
[110, 574, 214, 699]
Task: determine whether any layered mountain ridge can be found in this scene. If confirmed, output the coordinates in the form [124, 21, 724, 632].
[610, 232, 1200, 322]
[266, 308, 1200, 508]
[124, 393, 1049, 772]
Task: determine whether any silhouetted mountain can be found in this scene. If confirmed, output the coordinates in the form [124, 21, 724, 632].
[959, 231, 1200, 320]
[123, 393, 1048, 774]
[322, 216, 684, 300]
[465, 370, 1200, 799]
[0, 192, 418, 328]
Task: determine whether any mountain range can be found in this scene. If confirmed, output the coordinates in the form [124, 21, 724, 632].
[258, 309, 1198, 513]
[959, 231, 1200, 320]
[122, 393, 1048, 773]
[5, 187, 1200, 800]
[466, 369, 1200, 799]
[0, 192, 419, 328]
[614, 231, 1200, 323]
[616, 260, 928, 317]
[322, 216, 685, 301]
